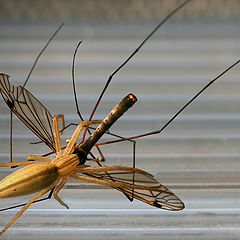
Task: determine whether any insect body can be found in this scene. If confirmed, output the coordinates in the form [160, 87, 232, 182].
[0, 0, 239, 235]
[0, 2, 193, 233]
[0, 75, 184, 234]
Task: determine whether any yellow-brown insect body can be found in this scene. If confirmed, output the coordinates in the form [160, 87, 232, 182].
[0, 94, 146, 235]
[0, 163, 59, 198]
[52, 154, 80, 177]
[0, 152, 81, 199]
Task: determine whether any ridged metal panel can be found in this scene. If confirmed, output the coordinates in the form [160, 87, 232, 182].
[0, 18, 240, 239]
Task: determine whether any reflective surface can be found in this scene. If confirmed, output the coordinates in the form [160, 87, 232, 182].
[0, 19, 240, 239]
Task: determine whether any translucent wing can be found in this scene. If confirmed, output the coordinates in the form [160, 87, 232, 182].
[74, 166, 184, 211]
[0, 73, 55, 151]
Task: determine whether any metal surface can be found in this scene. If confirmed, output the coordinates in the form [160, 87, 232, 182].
[0, 19, 240, 239]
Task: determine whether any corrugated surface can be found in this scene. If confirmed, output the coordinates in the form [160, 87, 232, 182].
[1, 0, 240, 20]
[0, 19, 240, 239]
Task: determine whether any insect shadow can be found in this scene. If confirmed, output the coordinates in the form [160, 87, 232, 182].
[0, 0, 239, 235]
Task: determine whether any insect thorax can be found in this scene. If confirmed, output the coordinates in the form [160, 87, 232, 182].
[52, 154, 79, 176]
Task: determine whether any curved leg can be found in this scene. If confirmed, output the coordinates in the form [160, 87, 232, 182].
[64, 120, 101, 155]
[0, 184, 54, 235]
[53, 177, 69, 209]
[0, 188, 55, 212]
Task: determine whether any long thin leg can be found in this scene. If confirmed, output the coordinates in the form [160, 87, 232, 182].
[90, 130, 137, 201]
[0, 184, 54, 235]
[22, 23, 64, 89]
[9, 110, 13, 163]
[64, 120, 101, 155]
[95, 59, 240, 146]
[0, 161, 35, 168]
[30, 114, 64, 145]
[98, 130, 136, 167]
[75, 165, 150, 175]
[26, 155, 53, 162]
[53, 177, 69, 209]
[0, 188, 55, 212]
[85, 0, 193, 124]
[58, 114, 65, 135]
[71, 1, 192, 160]
[71, 173, 150, 190]
[52, 114, 64, 156]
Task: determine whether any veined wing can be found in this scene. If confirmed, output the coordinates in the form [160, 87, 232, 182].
[73, 166, 184, 211]
[0, 73, 55, 151]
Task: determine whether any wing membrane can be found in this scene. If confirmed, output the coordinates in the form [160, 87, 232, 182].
[73, 166, 184, 211]
[0, 73, 55, 151]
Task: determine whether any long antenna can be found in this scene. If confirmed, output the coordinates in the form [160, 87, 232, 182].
[96, 59, 240, 145]
[22, 23, 64, 88]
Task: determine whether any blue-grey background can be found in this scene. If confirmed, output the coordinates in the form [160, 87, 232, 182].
[0, 0, 240, 239]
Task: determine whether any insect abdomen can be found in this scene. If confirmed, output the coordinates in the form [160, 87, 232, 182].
[0, 163, 59, 198]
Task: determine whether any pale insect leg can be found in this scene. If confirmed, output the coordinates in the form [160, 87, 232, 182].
[0, 188, 54, 212]
[64, 120, 101, 155]
[74, 1, 193, 199]
[58, 123, 136, 171]
[71, 173, 143, 189]
[0, 183, 56, 235]
[0, 161, 36, 168]
[30, 114, 65, 146]
[26, 155, 54, 162]
[65, 1, 193, 162]
[0, 116, 63, 212]
[52, 114, 65, 155]
[58, 114, 65, 135]
[0, 0, 192, 215]
[30, 114, 65, 158]
[53, 177, 69, 209]
[62, 124, 137, 167]
[75, 165, 150, 175]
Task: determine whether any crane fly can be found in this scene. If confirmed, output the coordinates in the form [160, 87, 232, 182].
[0, 0, 239, 235]
[0, 76, 183, 235]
